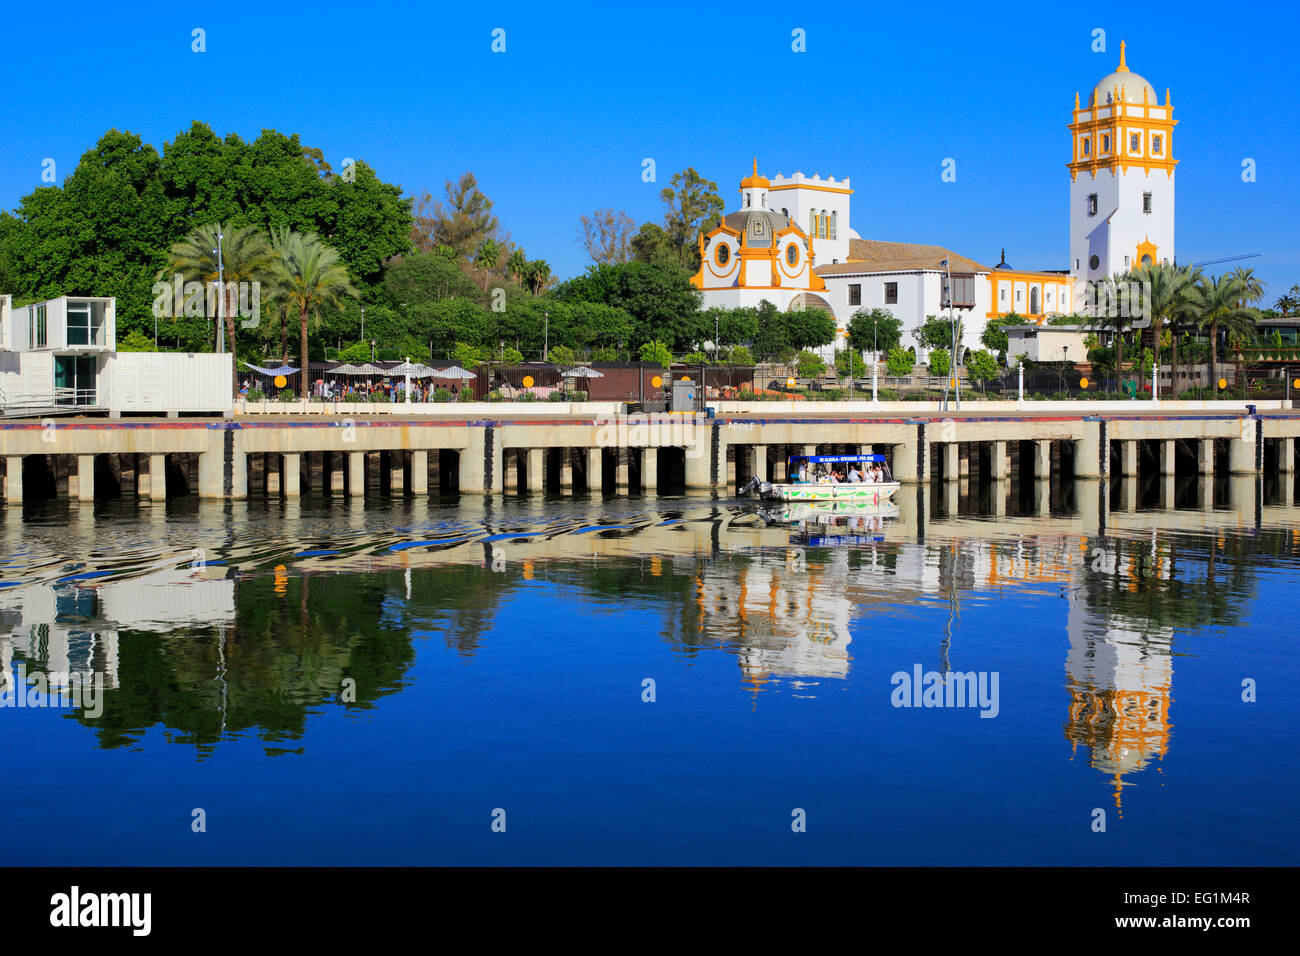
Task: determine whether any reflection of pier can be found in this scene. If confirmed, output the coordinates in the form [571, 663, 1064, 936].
[0, 566, 236, 691]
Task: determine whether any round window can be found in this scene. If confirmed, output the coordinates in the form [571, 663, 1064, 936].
[786, 245, 799, 267]
[1089, 255, 1100, 270]
[715, 243, 730, 267]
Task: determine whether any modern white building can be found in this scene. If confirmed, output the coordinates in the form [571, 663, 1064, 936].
[0, 293, 232, 416]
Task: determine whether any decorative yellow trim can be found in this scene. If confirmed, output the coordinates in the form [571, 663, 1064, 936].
[768, 182, 854, 195]
[1135, 238, 1158, 268]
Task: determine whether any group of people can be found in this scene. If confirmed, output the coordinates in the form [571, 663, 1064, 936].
[796, 461, 887, 484]
[239, 378, 463, 402]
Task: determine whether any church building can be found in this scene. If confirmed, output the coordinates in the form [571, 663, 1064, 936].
[690, 43, 1174, 359]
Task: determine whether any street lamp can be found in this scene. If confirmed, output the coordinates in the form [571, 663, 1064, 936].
[371, 339, 377, 363]
[1061, 345, 1069, 393]
[213, 229, 225, 354]
[360, 305, 365, 342]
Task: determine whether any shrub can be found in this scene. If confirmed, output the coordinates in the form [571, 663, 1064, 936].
[679, 350, 708, 364]
[727, 345, 755, 366]
[501, 347, 524, 365]
[928, 348, 950, 377]
[247, 387, 265, 402]
[433, 387, 453, 403]
[277, 388, 297, 403]
[638, 340, 673, 369]
[885, 347, 914, 376]
[795, 350, 826, 378]
[371, 390, 390, 403]
[452, 342, 482, 368]
[835, 350, 866, 378]
[546, 345, 577, 366]
[591, 347, 619, 362]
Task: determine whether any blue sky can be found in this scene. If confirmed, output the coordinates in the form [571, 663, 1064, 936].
[2, 1, 1296, 300]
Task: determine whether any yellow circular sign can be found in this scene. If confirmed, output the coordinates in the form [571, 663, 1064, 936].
[786, 377, 796, 388]
[679, 376, 692, 383]
[1218, 378, 1228, 390]
[651, 375, 662, 388]
[522, 375, 534, 388]
[1293, 379, 1300, 390]
[949, 378, 957, 389]
[1079, 377, 1089, 389]
[273, 375, 287, 389]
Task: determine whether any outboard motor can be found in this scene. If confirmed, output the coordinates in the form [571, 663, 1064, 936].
[739, 476, 775, 499]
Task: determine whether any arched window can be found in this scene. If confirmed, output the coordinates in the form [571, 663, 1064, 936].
[821, 210, 829, 239]
[809, 211, 817, 236]
[829, 211, 837, 240]
[1029, 287, 1040, 314]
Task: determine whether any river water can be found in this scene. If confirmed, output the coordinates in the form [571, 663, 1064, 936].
[2, 476, 1297, 865]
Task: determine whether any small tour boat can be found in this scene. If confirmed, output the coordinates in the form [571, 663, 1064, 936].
[740, 454, 900, 504]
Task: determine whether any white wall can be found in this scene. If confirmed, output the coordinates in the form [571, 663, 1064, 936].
[108, 352, 232, 414]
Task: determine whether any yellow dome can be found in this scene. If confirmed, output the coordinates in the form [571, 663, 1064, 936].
[1088, 41, 1157, 107]
[740, 158, 769, 189]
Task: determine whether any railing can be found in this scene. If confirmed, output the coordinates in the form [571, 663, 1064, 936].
[1, 386, 102, 416]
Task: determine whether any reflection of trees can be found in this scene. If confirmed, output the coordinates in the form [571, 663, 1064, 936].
[73, 573, 420, 753]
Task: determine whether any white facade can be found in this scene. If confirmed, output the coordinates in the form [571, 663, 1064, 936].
[1004, 325, 1092, 364]
[768, 172, 856, 266]
[819, 270, 988, 357]
[0, 294, 232, 415]
[1068, 43, 1176, 283]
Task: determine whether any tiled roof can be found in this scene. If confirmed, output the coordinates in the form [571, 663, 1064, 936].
[813, 239, 990, 276]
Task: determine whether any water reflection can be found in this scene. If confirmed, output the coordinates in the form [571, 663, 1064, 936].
[0, 475, 1290, 817]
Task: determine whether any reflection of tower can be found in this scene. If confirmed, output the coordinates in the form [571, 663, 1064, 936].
[697, 549, 854, 695]
[1063, 571, 1174, 815]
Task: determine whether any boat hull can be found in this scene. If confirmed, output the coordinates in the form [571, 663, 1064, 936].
[765, 482, 899, 504]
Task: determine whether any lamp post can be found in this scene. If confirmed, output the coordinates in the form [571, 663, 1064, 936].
[1061, 345, 1069, 394]
[371, 339, 376, 363]
[872, 316, 878, 404]
[360, 305, 365, 343]
[543, 309, 549, 362]
[213, 229, 225, 354]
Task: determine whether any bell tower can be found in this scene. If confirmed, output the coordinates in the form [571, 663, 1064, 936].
[1069, 42, 1177, 283]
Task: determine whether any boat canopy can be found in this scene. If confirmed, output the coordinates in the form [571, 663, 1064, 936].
[787, 454, 886, 464]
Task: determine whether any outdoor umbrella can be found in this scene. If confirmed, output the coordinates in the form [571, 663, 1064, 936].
[431, 365, 476, 380]
[561, 366, 605, 378]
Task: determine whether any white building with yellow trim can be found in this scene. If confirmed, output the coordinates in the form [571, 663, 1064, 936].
[691, 44, 1176, 357]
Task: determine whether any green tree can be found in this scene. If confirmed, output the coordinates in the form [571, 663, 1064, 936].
[1189, 273, 1260, 380]
[411, 172, 499, 259]
[546, 344, 577, 366]
[727, 345, 755, 366]
[847, 308, 901, 356]
[796, 350, 826, 378]
[912, 315, 960, 351]
[552, 262, 702, 351]
[451, 341, 482, 368]
[835, 349, 866, 378]
[638, 340, 673, 369]
[928, 348, 950, 378]
[382, 251, 480, 307]
[751, 300, 790, 360]
[886, 347, 915, 376]
[785, 309, 837, 351]
[981, 312, 1027, 357]
[967, 349, 999, 393]
[268, 231, 359, 397]
[655, 168, 724, 270]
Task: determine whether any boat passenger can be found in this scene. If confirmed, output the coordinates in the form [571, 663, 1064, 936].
[847, 465, 863, 483]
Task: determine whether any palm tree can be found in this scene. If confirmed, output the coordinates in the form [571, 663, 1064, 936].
[505, 248, 528, 284]
[475, 238, 500, 272]
[525, 260, 552, 295]
[1098, 271, 1134, 389]
[1274, 285, 1300, 316]
[163, 222, 276, 392]
[1189, 273, 1259, 388]
[267, 225, 297, 365]
[1133, 261, 1199, 395]
[269, 231, 359, 398]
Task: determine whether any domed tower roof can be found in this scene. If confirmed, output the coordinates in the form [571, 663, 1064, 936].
[722, 209, 790, 248]
[1088, 41, 1157, 107]
[739, 157, 769, 189]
